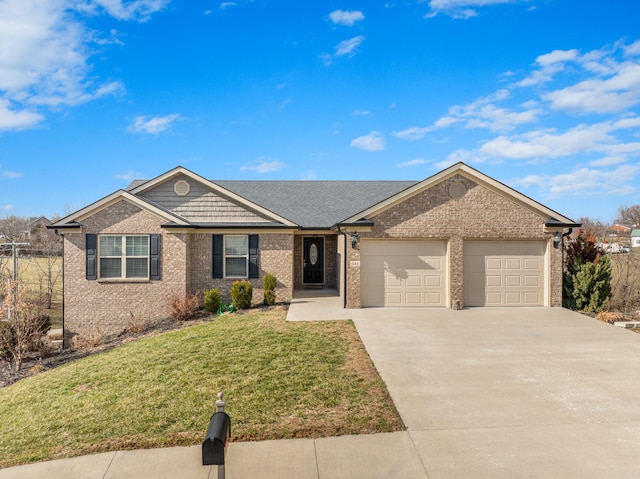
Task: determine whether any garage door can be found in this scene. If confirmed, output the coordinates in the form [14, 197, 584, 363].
[464, 241, 545, 306]
[361, 240, 447, 307]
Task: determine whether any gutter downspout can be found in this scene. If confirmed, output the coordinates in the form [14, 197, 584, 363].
[54, 230, 65, 344]
[338, 226, 348, 309]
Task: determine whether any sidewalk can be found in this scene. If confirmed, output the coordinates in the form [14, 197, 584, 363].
[0, 432, 427, 479]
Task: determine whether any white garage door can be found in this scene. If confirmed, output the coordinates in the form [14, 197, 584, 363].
[464, 241, 545, 306]
[361, 240, 447, 307]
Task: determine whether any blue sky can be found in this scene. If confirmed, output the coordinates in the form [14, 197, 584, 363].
[1, 0, 640, 223]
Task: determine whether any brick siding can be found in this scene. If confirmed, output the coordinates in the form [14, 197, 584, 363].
[64, 199, 294, 337]
[346, 175, 563, 308]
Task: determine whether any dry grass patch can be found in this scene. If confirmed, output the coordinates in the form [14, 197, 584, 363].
[0, 308, 403, 468]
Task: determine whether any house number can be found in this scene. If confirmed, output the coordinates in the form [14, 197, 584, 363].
[350, 261, 360, 267]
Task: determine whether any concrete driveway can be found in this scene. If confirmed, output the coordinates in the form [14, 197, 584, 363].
[351, 307, 640, 479]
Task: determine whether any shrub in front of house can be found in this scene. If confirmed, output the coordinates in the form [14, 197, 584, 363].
[263, 272, 277, 306]
[169, 292, 201, 321]
[204, 288, 221, 313]
[231, 280, 253, 310]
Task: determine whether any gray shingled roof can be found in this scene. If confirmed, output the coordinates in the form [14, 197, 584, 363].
[214, 180, 417, 228]
[127, 178, 417, 229]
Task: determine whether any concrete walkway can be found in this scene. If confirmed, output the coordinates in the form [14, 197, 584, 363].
[2, 305, 640, 478]
[285, 288, 352, 321]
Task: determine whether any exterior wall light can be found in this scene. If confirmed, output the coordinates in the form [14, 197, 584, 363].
[351, 232, 359, 249]
[553, 231, 562, 249]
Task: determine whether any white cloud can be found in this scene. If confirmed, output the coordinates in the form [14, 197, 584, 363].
[2, 170, 23, 179]
[512, 164, 640, 197]
[535, 49, 579, 66]
[394, 126, 433, 140]
[395, 89, 541, 139]
[0, 0, 164, 131]
[329, 10, 365, 26]
[352, 109, 373, 117]
[426, 0, 527, 19]
[114, 171, 144, 181]
[544, 63, 640, 114]
[351, 131, 385, 151]
[0, 99, 44, 130]
[398, 158, 426, 168]
[77, 0, 170, 22]
[220, 2, 237, 10]
[240, 159, 285, 173]
[322, 36, 366, 65]
[335, 36, 366, 57]
[0, 204, 13, 211]
[129, 114, 182, 135]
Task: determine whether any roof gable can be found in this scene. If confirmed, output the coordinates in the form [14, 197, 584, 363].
[342, 162, 577, 225]
[130, 167, 297, 227]
[50, 190, 190, 228]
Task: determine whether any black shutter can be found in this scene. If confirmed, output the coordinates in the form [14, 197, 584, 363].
[86, 234, 97, 280]
[249, 234, 259, 278]
[149, 234, 161, 280]
[212, 234, 223, 278]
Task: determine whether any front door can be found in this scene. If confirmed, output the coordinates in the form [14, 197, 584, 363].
[303, 237, 324, 284]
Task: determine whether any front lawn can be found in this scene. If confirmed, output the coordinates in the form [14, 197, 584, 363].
[0, 308, 403, 468]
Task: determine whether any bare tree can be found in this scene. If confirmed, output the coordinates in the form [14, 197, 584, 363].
[30, 230, 63, 309]
[609, 253, 640, 313]
[0, 279, 49, 372]
[616, 205, 640, 227]
[0, 216, 30, 242]
[576, 217, 608, 242]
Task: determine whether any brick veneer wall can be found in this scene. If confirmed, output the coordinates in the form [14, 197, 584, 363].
[64, 199, 294, 337]
[63, 201, 187, 337]
[189, 232, 294, 305]
[346, 175, 563, 308]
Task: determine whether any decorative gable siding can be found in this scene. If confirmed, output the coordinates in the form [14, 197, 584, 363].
[139, 176, 272, 223]
[345, 175, 563, 308]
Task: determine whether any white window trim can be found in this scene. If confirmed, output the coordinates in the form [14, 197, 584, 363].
[223, 234, 249, 279]
[98, 235, 150, 280]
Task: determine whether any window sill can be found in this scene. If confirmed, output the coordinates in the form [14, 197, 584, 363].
[97, 278, 151, 284]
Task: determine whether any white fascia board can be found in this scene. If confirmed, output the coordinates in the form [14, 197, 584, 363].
[129, 166, 298, 227]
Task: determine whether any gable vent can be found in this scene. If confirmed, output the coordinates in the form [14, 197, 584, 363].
[174, 180, 190, 196]
[449, 181, 467, 200]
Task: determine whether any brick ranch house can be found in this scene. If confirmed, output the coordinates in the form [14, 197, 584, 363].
[49, 162, 579, 337]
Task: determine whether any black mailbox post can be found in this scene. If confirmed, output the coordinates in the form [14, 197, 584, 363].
[202, 412, 231, 466]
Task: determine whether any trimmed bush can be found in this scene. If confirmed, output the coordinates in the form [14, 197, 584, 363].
[231, 280, 253, 310]
[263, 272, 277, 306]
[204, 288, 221, 313]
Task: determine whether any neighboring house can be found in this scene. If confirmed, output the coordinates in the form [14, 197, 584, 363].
[49, 162, 579, 337]
[610, 224, 631, 236]
[632, 229, 640, 248]
[27, 216, 52, 236]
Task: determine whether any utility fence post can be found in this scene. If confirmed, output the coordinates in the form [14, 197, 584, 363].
[202, 391, 231, 479]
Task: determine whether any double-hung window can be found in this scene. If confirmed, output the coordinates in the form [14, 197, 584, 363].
[213, 234, 258, 279]
[99, 235, 149, 279]
[224, 235, 249, 278]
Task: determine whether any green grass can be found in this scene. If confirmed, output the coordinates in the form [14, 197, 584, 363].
[0, 309, 403, 468]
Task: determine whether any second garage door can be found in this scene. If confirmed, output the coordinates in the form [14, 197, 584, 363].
[361, 240, 447, 307]
[464, 241, 545, 306]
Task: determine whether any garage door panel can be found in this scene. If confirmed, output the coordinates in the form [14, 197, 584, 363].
[464, 241, 545, 307]
[361, 240, 447, 307]
[505, 258, 522, 270]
